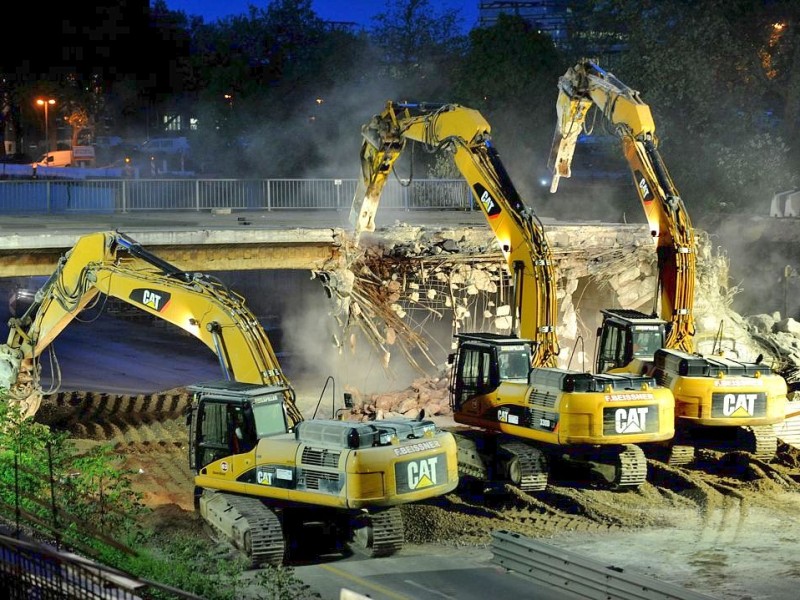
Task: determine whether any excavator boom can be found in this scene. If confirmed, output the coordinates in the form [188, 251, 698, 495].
[353, 101, 560, 367]
[0, 231, 298, 422]
[550, 60, 695, 352]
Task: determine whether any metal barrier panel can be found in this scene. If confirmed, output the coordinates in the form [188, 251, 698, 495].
[336, 179, 359, 211]
[123, 179, 198, 211]
[408, 179, 472, 209]
[0, 534, 136, 600]
[198, 179, 266, 210]
[267, 179, 343, 209]
[0, 181, 51, 212]
[49, 180, 119, 212]
[490, 530, 716, 600]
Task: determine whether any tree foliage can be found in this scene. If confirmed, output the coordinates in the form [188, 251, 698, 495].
[0, 395, 312, 598]
[0, 0, 795, 219]
[0, 400, 144, 550]
[455, 14, 563, 174]
[370, 0, 467, 99]
[570, 0, 800, 216]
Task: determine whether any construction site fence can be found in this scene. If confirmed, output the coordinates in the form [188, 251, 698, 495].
[0, 177, 474, 214]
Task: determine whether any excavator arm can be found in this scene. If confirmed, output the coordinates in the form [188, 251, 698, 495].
[351, 101, 559, 367]
[0, 231, 302, 425]
[549, 59, 696, 352]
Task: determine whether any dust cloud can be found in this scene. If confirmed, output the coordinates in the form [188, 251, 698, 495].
[226, 268, 439, 417]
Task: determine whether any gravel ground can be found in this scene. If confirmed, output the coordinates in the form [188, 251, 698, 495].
[42, 389, 800, 600]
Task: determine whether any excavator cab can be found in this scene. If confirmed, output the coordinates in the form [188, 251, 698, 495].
[596, 308, 666, 373]
[187, 380, 292, 471]
[449, 333, 533, 413]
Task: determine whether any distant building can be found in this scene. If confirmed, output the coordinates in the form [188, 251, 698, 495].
[478, 1, 572, 46]
[477, 1, 625, 60]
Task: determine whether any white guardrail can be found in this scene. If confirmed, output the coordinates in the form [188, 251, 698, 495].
[490, 530, 717, 600]
[0, 172, 473, 214]
[770, 188, 800, 217]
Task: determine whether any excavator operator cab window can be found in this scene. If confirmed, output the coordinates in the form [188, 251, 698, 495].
[452, 345, 494, 411]
[631, 329, 663, 359]
[597, 322, 628, 372]
[228, 405, 257, 454]
[497, 347, 531, 382]
[195, 401, 232, 468]
[193, 401, 260, 469]
[252, 393, 290, 438]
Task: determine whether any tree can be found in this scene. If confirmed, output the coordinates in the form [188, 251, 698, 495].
[182, 0, 379, 177]
[570, 0, 800, 217]
[65, 107, 91, 148]
[370, 0, 468, 100]
[454, 14, 564, 194]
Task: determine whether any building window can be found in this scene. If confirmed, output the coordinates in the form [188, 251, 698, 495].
[162, 114, 181, 131]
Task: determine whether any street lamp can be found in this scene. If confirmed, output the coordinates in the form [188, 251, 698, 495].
[36, 98, 56, 152]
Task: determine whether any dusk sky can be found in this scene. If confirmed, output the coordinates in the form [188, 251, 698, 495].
[165, 1, 480, 32]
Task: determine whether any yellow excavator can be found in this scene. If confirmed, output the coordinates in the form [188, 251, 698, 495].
[549, 59, 787, 463]
[351, 101, 675, 491]
[0, 231, 459, 565]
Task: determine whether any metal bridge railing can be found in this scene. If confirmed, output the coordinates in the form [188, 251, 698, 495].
[0, 177, 473, 214]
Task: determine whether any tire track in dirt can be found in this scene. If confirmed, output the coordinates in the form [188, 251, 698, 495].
[402, 448, 800, 549]
[37, 390, 191, 444]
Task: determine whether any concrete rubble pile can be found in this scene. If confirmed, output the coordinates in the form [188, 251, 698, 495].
[340, 223, 800, 421]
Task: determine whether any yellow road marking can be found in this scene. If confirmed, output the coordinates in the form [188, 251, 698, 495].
[320, 563, 410, 600]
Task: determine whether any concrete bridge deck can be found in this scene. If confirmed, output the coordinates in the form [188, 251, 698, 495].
[0, 209, 495, 277]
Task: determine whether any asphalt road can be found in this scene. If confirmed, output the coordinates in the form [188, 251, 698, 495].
[278, 544, 571, 600]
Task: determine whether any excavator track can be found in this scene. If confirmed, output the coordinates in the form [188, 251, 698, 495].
[612, 444, 648, 489]
[348, 506, 404, 558]
[202, 492, 286, 567]
[453, 434, 549, 492]
[740, 425, 778, 461]
[454, 434, 490, 481]
[666, 444, 696, 467]
[500, 441, 548, 492]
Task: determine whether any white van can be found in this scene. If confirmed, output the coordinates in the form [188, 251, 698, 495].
[33, 146, 96, 168]
[33, 150, 74, 167]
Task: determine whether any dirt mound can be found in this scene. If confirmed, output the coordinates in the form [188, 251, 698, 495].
[400, 444, 800, 549]
[45, 389, 800, 600]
